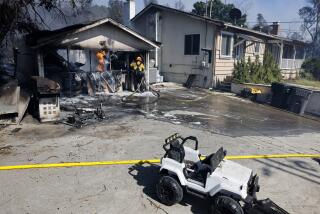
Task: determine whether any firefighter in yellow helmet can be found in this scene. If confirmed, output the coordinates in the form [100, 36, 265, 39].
[96, 50, 106, 72]
[130, 56, 145, 91]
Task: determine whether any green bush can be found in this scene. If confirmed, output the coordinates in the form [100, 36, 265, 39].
[233, 52, 281, 84]
[301, 58, 320, 80]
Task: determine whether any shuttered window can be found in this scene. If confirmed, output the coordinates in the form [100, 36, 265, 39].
[184, 34, 200, 55]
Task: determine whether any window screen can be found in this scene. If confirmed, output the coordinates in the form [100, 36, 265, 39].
[184, 34, 200, 55]
[295, 47, 305, 59]
[255, 42, 260, 54]
[283, 45, 294, 59]
[221, 34, 232, 56]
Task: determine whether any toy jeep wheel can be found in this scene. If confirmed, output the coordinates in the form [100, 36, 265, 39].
[212, 196, 244, 214]
[156, 175, 183, 206]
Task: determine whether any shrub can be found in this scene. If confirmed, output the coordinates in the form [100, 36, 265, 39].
[233, 52, 281, 84]
[301, 58, 320, 80]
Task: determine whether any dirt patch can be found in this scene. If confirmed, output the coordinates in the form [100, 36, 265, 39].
[80, 125, 134, 140]
[0, 145, 13, 155]
[13, 123, 68, 141]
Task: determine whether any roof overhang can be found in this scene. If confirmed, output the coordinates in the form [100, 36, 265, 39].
[132, 3, 224, 26]
[31, 18, 159, 51]
[133, 4, 308, 46]
[237, 33, 264, 43]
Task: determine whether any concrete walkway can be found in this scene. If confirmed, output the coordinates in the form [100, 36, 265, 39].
[0, 88, 319, 214]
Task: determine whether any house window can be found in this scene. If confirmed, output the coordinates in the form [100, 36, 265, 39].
[283, 45, 294, 59]
[184, 34, 200, 55]
[255, 42, 260, 55]
[221, 32, 233, 57]
[295, 46, 305, 59]
[234, 42, 245, 59]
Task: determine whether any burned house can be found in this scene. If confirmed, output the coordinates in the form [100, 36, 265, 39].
[16, 18, 159, 95]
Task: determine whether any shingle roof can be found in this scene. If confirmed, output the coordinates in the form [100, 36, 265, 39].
[29, 18, 160, 49]
[132, 3, 307, 45]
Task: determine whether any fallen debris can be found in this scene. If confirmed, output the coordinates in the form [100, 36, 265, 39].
[0, 81, 19, 121]
[0, 145, 13, 155]
[62, 103, 107, 128]
[0, 81, 30, 124]
[10, 128, 22, 133]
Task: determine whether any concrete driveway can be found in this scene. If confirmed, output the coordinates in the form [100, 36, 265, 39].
[0, 87, 319, 214]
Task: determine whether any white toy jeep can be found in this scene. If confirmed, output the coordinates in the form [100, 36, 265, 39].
[156, 133, 289, 214]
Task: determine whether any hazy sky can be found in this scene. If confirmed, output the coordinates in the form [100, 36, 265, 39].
[94, 0, 310, 37]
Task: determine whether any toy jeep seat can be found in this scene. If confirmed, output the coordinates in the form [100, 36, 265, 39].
[186, 147, 227, 184]
[200, 147, 226, 173]
[165, 139, 185, 163]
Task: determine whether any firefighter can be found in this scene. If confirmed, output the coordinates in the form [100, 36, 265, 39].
[94, 49, 115, 93]
[130, 56, 145, 92]
[96, 50, 106, 72]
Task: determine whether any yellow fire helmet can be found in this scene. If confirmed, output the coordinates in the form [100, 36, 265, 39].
[96, 50, 106, 60]
[136, 56, 143, 62]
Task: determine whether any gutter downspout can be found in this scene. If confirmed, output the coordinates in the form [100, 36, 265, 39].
[212, 27, 219, 88]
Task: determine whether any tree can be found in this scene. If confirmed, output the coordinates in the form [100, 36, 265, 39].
[175, 0, 185, 11]
[108, 0, 124, 23]
[0, 0, 90, 47]
[143, 0, 158, 7]
[290, 32, 304, 40]
[299, 0, 320, 56]
[191, 0, 247, 26]
[252, 13, 271, 33]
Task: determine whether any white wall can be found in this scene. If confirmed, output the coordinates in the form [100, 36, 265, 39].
[160, 11, 215, 88]
[133, 11, 215, 88]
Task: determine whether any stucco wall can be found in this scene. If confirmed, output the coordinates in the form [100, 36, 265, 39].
[134, 10, 215, 88]
[281, 69, 299, 79]
[159, 11, 215, 88]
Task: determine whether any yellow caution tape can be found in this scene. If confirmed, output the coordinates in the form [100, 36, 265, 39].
[0, 154, 319, 171]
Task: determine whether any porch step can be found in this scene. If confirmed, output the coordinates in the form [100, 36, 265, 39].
[184, 74, 196, 88]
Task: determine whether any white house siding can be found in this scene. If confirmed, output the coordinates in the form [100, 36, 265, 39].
[214, 31, 235, 84]
[244, 41, 265, 63]
[134, 11, 215, 88]
[214, 31, 267, 84]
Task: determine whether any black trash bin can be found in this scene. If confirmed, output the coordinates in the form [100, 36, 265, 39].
[271, 83, 292, 109]
[286, 86, 313, 115]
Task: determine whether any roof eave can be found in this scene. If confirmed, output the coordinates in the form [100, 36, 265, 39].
[31, 18, 159, 50]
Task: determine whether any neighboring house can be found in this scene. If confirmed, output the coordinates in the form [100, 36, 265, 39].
[131, 3, 307, 88]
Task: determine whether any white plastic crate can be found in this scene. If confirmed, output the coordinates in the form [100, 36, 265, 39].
[38, 97, 60, 122]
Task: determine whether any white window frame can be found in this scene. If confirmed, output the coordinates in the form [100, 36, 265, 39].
[220, 31, 234, 59]
[234, 42, 245, 59]
[255, 42, 261, 55]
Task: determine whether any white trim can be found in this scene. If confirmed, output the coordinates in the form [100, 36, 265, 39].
[220, 31, 234, 59]
[34, 18, 159, 49]
[254, 42, 260, 55]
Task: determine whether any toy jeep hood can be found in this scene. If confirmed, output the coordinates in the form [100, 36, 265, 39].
[215, 160, 253, 187]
